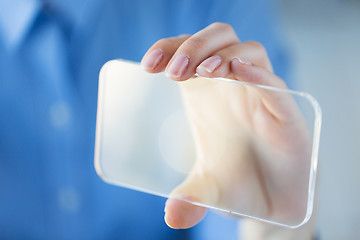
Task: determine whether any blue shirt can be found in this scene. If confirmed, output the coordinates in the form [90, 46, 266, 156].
[0, 0, 289, 239]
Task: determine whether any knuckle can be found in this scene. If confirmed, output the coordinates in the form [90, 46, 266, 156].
[243, 41, 273, 71]
[247, 41, 266, 54]
[155, 35, 189, 48]
[178, 34, 191, 39]
[155, 37, 169, 46]
[154, 34, 191, 46]
[183, 36, 207, 51]
[210, 22, 233, 32]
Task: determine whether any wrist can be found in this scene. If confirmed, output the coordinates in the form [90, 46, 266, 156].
[239, 219, 314, 240]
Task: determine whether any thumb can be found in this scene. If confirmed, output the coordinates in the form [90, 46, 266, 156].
[164, 167, 220, 229]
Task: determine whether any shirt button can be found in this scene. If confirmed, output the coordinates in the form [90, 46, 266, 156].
[57, 187, 81, 213]
[49, 100, 71, 128]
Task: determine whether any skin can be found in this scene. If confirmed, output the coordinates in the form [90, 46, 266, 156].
[141, 23, 314, 239]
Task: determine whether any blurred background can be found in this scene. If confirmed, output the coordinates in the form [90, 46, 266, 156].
[277, 0, 360, 238]
[1, 0, 359, 239]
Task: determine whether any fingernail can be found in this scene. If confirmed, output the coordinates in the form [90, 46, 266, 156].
[197, 55, 222, 73]
[233, 57, 253, 66]
[141, 49, 163, 70]
[166, 55, 190, 78]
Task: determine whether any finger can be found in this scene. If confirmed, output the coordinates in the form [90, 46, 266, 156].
[231, 57, 283, 87]
[230, 58, 301, 123]
[164, 165, 220, 229]
[165, 22, 239, 81]
[141, 34, 191, 73]
[196, 41, 273, 79]
[164, 198, 207, 229]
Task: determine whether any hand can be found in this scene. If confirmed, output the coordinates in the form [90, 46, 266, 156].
[141, 22, 313, 237]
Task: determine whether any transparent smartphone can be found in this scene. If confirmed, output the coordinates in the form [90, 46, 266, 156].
[94, 59, 321, 228]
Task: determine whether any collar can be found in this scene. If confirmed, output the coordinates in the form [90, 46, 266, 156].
[46, 0, 102, 34]
[48, 0, 90, 29]
[0, 0, 101, 52]
[0, 0, 41, 51]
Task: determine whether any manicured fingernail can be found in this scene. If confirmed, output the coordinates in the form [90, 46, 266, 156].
[197, 55, 222, 73]
[166, 55, 189, 78]
[233, 57, 253, 66]
[141, 49, 163, 70]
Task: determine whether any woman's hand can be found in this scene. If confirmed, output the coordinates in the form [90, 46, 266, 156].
[141, 22, 312, 238]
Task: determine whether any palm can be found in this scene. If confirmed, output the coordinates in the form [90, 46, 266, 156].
[175, 76, 312, 225]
